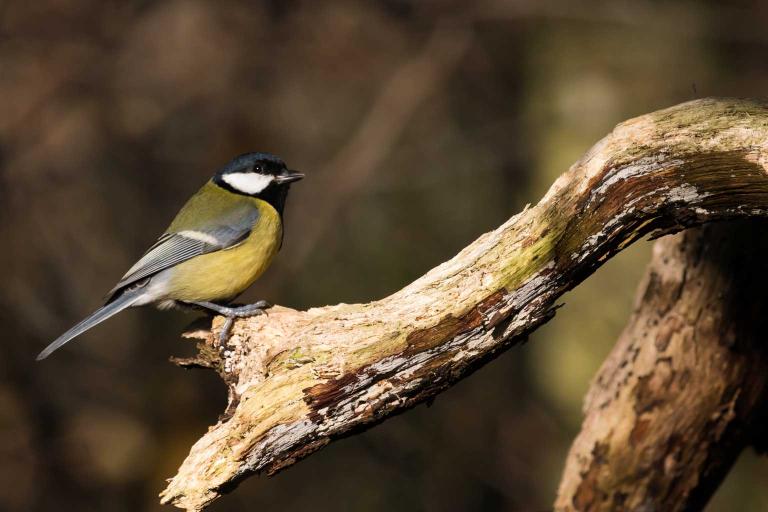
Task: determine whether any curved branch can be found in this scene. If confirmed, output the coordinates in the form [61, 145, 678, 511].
[160, 98, 768, 510]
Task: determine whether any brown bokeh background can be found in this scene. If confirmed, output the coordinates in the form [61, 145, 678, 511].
[2, 1, 768, 510]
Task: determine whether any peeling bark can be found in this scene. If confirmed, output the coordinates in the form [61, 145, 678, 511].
[555, 221, 768, 512]
[160, 98, 768, 510]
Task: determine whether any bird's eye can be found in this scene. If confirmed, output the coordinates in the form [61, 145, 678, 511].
[252, 164, 264, 173]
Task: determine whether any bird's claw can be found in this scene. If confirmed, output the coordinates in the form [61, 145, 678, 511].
[208, 300, 272, 344]
[219, 317, 236, 345]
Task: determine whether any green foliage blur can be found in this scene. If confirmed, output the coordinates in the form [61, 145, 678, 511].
[1, 1, 767, 510]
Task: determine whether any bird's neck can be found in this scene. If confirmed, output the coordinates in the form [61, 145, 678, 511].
[257, 185, 289, 217]
[213, 179, 289, 217]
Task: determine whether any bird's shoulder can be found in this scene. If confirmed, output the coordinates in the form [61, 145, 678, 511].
[166, 180, 264, 234]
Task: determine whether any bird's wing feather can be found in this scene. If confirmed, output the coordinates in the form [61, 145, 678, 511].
[107, 208, 259, 299]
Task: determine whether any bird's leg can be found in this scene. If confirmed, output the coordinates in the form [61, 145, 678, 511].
[189, 300, 272, 317]
[185, 300, 272, 343]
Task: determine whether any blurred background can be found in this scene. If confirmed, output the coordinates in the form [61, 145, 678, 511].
[2, 1, 768, 510]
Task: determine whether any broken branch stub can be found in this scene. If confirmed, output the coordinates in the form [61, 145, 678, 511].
[161, 98, 768, 511]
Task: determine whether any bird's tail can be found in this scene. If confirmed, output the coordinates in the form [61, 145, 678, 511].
[36, 291, 141, 361]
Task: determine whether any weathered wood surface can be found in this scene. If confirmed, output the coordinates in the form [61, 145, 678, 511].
[160, 98, 768, 511]
[556, 221, 768, 512]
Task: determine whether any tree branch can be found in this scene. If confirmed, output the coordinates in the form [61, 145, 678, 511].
[160, 98, 768, 510]
[556, 221, 768, 511]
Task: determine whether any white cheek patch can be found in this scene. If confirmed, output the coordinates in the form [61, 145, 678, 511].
[222, 172, 274, 195]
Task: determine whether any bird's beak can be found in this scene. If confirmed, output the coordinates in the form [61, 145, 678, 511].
[275, 171, 305, 184]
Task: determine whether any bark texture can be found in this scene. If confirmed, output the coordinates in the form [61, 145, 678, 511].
[161, 98, 768, 511]
[556, 221, 768, 511]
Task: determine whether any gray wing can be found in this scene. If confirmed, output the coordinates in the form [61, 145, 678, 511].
[107, 219, 257, 299]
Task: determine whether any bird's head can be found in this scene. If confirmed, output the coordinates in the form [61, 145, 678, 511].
[214, 152, 304, 197]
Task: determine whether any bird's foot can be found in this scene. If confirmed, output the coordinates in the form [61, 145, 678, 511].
[186, 300, 272, 344]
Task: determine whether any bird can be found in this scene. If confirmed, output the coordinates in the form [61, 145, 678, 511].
[36, 152, 304, 361]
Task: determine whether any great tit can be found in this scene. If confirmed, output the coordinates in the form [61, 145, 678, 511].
[37, 152, 304, 360]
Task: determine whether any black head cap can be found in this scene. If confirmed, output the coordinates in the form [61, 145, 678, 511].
[217, 152, 288, 176]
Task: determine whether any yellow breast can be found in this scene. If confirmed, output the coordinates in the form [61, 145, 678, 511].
[166, 200, 283, 302]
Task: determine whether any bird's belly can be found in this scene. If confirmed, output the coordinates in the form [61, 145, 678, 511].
[165, 218, 282, 303]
